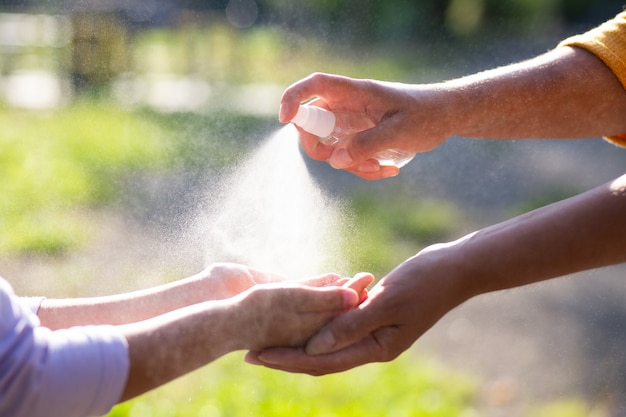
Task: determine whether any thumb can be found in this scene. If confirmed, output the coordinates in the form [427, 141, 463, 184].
[327, 122, 398, 170]
[351, 119, 401, 162]
[305, 303, 378, 355]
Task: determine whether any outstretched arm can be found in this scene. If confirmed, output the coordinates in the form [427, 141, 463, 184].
[280, 47, 626, 179]
[37, 263, 291, 329]
[246, 173, 626, 375]
[440, 46, 626, 140]
[3, 272, 372, 417]
[119, 278, 369, 400]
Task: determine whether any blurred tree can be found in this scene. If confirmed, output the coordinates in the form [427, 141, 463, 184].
[70, 12, 129, 91]
[560, 0, 626, 24]
[445, 0, 486, 36]
[262, 0, 448, 44]
[1, 0, 622, 39]
[261, 0, 625, 42]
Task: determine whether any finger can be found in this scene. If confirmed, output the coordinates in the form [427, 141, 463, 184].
[304, 300, 382, 355]
[343, 165, 400, 181]
[328, 110, 411, 172]
[295, 272, 343, 287]
[296, 127, 334, 162]
[342, 273, 374, 301]
[246, 331, 393, 376]
[289, 286, 359, 313]
[295, 98, 346, 161]
[279, 73, 366, 122]
[248, 270, 286, 284]
[349, 122, 397, 163]
[279, 86, 307, 123]
[279, 74, 331, 123]
[335, 277, 351, 286]
[244, 350, 266, 365]
[326, 145, 400, 180]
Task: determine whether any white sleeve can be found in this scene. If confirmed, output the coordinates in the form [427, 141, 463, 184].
[0, 278, 130, 417]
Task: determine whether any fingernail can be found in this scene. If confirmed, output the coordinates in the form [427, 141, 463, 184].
[306, 329, 336, 355]
[244, 354, 261, 365]
[381, 167, 399, 178]
[357, 160, 380, 173]
[256, 352, 279, 365]
[279, 104, 288, 122]
[329, 148, 353, 169]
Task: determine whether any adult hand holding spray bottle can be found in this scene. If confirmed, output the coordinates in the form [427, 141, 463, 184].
[290, 105, 415, 169]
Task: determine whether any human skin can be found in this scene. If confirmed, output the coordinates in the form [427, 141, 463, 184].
[279, 47, 626, 180]
[37, 263, 299, 329]
[35, 263, 373, 400]
[243, 46, 626, 374]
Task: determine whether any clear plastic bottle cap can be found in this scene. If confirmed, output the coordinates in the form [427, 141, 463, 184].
[291, 105, 336, 138]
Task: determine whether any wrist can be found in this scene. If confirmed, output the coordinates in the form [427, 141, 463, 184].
[224, 289, 262, 350]
[194, 263, 258, 301]
[411, 235, 480, 307]
[431, 81, 473, 140]
[405, 84, 459, 147]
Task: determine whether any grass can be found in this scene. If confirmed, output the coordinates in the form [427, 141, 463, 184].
[525, 399, 595, 417]
[107, 351, 478, 417]
[0, 102, 279, 254]
[0, 101, 173, 253]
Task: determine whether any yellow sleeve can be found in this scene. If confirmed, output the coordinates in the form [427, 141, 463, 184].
[559, 10, 626, 147]
[606, 133, 626, 148]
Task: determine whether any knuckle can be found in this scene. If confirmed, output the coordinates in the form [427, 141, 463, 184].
[309, 72, 326, 82]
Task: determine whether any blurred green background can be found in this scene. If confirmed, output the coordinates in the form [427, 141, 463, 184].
[1, 1, 625, 416]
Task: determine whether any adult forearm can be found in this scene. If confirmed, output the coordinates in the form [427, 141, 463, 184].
[38, 270, 227, 329]
[457, 174, 626, 297]
[117, 283, 359, 401]
[443, 46, 626, 139]
[118, 299, 241, 401]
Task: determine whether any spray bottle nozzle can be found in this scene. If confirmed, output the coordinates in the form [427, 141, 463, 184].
[291, 105, 336, 138]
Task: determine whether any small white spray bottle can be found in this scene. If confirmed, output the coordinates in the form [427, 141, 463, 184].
[290, 104, 415, 168]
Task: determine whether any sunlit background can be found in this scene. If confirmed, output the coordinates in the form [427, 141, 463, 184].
[1, 1, 626, 416]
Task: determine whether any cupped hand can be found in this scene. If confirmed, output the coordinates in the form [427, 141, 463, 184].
[279, 73, 449, 180]
[200, 262, 373, 300]
[239, 272, 374, 350]
[245, 244, 469, 375]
